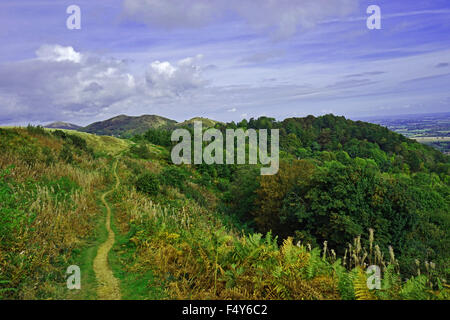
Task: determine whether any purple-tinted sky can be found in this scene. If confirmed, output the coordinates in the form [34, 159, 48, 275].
[0, 0, 449, 126]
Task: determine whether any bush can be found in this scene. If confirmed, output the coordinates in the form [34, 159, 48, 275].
[68, 134, 87, 151]
[160, 166, 188, 189]
[26, 124, 47, 136]
[130, 144, 152, 159]
[43, 147, 55, 166]
[52, 130, 67, 140]
[52, 130, 87, 151]
[135, 173, 160, 196]
[59, 144, 74, 164]
[143, 129, 172, 147]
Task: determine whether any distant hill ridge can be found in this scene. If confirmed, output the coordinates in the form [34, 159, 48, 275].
[42, 114, 224, 137]
[45, 121, 82, 130]
[81, 114, 177, 137]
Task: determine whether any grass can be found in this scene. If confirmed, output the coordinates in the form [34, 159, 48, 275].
[107, 164, 168, 300]
[109, 225, 168, 300]
[46, 129, 133, 155]
[66, 196, 109, 300]
[0, 127, 109, 299]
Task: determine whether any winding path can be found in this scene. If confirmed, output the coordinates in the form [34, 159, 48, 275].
[93, 160, 121, 300]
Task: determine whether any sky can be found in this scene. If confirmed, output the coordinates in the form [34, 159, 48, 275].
[0, 0, 449, 126]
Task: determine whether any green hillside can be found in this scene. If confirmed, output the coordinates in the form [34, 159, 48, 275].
[0, 116, 449, 300]
[81, 114, 177, 138]
[175, 117, 223, 129]
[46, 129, 133, 155]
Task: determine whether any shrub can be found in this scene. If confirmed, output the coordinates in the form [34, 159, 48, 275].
[42, 147, 55, 166]
[135, 173, 160, 196]
[160, 166, 188, 189]
[130, 144, 152, 159]
[52, 130, 87, 151]
[143, 129, 172, 147]
[68, 134, 87, 151]
[52, 130, 67, 140]
[59, 144, 74, 164]
[26, 124, 47, 136]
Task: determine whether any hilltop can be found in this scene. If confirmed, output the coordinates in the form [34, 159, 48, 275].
[81, 114, 177, 137]
[44, 121, 81, 130]
[175, 117, 223, 129]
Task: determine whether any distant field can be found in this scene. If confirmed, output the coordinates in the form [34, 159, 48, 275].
[414, 137, 450, 142]
[362, 113, 450, 154]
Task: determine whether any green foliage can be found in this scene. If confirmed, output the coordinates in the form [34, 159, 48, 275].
[160, 166, 188, 189]
[68, 134, 88, 151]
[26, 124, 47, 136]
[399, 275, 430, 300]
[219, 115, 449, 280]
[332, 260, 355, 300]
[130, 143, 152, 159]
[143, 128, 172, 147]
[52, 130, 88, 151]
[135, 173, 160, 196]
[223, 166, 260, 223]
[303, 247, 330, 279]
[0, 166, 28, 244]
[39, 176, 79, 202]
[59, 144, 74, 164]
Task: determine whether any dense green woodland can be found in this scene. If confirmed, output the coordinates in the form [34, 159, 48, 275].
[136, 114, 450, 280]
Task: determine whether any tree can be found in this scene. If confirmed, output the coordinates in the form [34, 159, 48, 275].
[252, 159, 315, 237]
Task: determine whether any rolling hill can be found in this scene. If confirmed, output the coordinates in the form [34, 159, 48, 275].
[45, 121, 81, 130]
[174, 117, 223, 129]
[81, 114, 177, 137]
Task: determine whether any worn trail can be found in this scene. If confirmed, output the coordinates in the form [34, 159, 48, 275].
[93, 160, 121, 300]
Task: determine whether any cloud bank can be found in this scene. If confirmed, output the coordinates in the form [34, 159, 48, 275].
[0, 45, 207, 124]
[122, 0, 359, 38]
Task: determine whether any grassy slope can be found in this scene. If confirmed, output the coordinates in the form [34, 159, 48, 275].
[0, 127, 133, 299]
[0, 127, 108, 298]
[46, 129, 133, 155]
[81, 115, 177, 137]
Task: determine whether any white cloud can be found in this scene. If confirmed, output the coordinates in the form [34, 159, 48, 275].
[227, 107, 237, 112]
[0, 44, 208, 124]
[36, 44, 82, 63]
[145, 54, 206, 97]
[122, 0, 359, 38]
